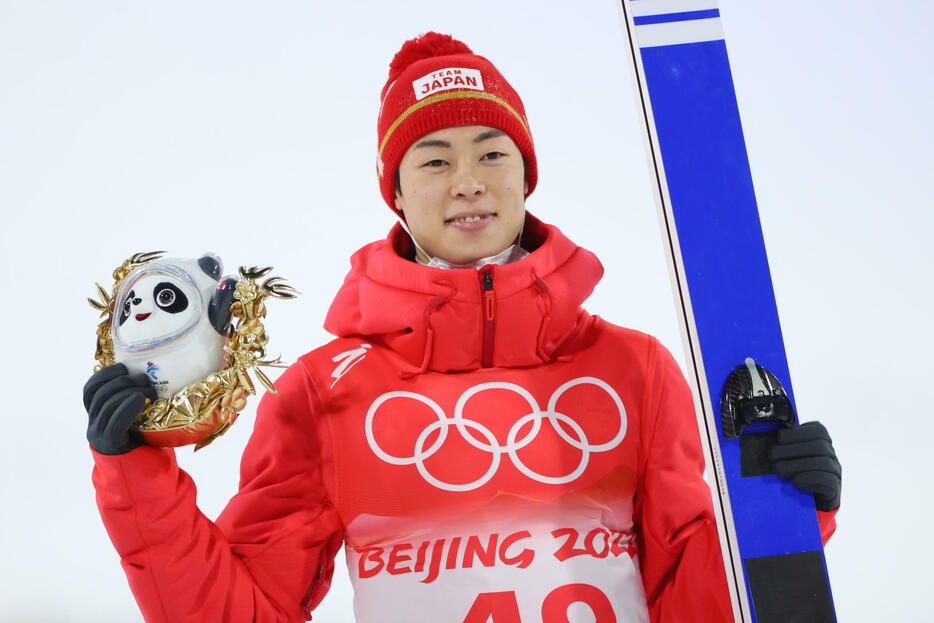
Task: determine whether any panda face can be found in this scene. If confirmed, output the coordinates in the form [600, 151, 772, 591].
[114, 269, 202, 348]
[118, 282, 190, 326]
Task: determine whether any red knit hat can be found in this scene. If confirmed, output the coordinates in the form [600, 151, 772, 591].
[377, 32, 538, 213]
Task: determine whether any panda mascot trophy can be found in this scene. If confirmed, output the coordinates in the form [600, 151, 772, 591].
[89, 251, 295, 450]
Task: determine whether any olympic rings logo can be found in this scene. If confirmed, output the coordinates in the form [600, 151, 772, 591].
[364, 377, 627, 492]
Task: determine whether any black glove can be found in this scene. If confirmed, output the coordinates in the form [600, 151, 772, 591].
[769, 421, 841, 511]
[82, 363, 156, 455]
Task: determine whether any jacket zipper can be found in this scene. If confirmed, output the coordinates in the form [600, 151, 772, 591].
[480, 267, 496, 367]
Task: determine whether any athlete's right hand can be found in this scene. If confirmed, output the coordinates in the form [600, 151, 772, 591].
[83, 364, 156, 455]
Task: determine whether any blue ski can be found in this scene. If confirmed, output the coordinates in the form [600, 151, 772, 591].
[617, 2, 835, 621]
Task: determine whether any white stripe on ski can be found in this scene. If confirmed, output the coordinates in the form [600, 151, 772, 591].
[630, 0, 719, 17]
[636, 17, 724, 47]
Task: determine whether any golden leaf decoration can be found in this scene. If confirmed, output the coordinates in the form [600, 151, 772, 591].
[254, 367, 277, 394]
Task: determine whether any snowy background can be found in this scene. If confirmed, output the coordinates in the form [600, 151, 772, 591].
[1, 0, 931, 621]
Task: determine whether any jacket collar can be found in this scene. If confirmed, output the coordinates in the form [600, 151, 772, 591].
[324, 213, 604, 373]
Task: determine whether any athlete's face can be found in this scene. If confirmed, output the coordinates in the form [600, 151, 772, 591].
[394, 125, 527, 265]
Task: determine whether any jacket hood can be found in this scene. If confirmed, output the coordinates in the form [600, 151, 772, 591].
[324, 213, 603, 373]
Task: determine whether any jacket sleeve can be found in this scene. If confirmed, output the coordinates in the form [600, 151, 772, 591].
[818, 508, 838, 544]
[634, 339, 733, 623]
[91, 362, 344, 623]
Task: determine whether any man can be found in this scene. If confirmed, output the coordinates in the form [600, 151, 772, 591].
[84, 32, 840, 622]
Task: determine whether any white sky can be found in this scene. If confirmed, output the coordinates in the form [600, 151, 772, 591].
[1, 1, 931, 621]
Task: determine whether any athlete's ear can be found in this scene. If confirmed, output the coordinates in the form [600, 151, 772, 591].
[524, 180, 529, 195]
[394, 190, 406, 215]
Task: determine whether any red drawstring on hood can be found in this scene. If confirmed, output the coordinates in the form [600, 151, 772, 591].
[324, 213, 603, 374]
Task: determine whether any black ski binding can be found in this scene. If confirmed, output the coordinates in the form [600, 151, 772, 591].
[720, 358, 796, 440]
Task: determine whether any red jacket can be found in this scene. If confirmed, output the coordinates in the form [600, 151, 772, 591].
[91, 214, 835, 622]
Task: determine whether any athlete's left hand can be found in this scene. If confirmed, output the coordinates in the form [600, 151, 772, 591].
[769, 421, 841, 511]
